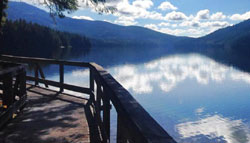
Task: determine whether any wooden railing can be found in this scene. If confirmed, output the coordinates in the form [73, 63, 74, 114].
[0, 55, 176, 143]
[0, 61, 27, 128]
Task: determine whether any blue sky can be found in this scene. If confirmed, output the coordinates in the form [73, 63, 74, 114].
[19, 0, 250, 37]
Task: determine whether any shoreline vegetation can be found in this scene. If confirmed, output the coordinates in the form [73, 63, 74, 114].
[0, 19, 91, 59]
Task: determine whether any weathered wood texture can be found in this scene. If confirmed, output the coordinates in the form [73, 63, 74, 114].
[90, 63, 176, 143]
[0, 85, 99, 143]
[0, 55, 89, 67]
[0, 62, 27, 129]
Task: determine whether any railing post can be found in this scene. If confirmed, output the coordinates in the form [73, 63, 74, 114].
[89, 67, 95, 101]
[35, 64, 39, 86]
[96, 82, 108, 142]
[103, 88, 111, 141]
[13, 73, 20, 97]
[2, 73, 14, 108]
[59, 64, 64, 92]
[37, 65, 48, 88]
[96, 83, 101, 112]
[19, 69, 26, 97]
[117, 114, 126, 143]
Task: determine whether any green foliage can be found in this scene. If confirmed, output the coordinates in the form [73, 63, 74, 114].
[0, 0, 8, 32]
[0, 0, 114, 33]
[0, 19, 91, 59]
[45, 0, 78, 18]
[44, 0, 113, 18]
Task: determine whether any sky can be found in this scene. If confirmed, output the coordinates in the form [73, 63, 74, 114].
[17, 0, 250, 37]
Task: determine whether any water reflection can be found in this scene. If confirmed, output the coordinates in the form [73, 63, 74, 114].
[110, 54, 250, 94]
[108, 54, 250, 142]
[46, 53, 250, 142]
[230, 72, 250, 84]
[176, 114, 250, 143]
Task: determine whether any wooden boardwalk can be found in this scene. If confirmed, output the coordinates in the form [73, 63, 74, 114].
[0, 85, 101, 143]
[0, 55, 176, 143]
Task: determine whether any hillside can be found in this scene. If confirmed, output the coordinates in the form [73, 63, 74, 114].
[201, 19, 250, 44]
[5, 2, 250, 70]
[198, 19, 250, 55]
[0, 20, 91, 59]
[7, 2, 189, 48]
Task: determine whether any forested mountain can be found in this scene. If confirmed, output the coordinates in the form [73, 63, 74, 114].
[7, 2, 190, 48]
[200, 19, 250, 59]
[187, 19, 250, 72]
[4, 1, 250, 66]
[0, 20, 91, 59]
[201, 19, 250, 44]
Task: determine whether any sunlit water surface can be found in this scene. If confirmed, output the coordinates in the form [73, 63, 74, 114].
[46, 53, 250, 143]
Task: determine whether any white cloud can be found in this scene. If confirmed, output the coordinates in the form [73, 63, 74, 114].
[22, 0, 240, 37]
[145, 11, 164, 20]
[144, 24, 158, 30]
[132, 0, 153, 9]
[200, 21, 230, 28]
[230, 11, 250, 21]
[165, 11, 187, 21]
[110, 0, 164, 21]
[114, 16, 137, 26]
[179, 20, 200, 27]
[211, 12, 226, 20]
[159, 27, 186, 35]
[158, 1, 177, 11]
[144, 23, 206, 37]
[209, 21, 229, 27]
[180, 20, 229, 28]
[72, 15, 94, 21]
[196, 9, 210, 20]
[76, 1, 233, 37]
[158, 22, 170, 27]
[171, 24, 178, 27]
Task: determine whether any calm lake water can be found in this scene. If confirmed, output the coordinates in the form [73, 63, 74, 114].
[43, 48, 250, 143]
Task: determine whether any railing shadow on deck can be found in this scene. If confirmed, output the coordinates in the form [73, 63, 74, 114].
[1, 85, 92, 143]
[0, 54, 176, 143]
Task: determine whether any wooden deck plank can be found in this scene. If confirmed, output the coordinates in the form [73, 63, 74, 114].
[0, 85, 101, 143]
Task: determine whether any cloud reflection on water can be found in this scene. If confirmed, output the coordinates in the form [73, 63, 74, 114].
[68, 54, 250, 94]
[176, 114, 250, 143]
[55, 54, 250, 142]
[110, 54, 250, 94]
[230, 72, 250, 84]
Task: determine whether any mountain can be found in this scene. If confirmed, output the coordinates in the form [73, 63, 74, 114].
[197, 19, 250, 55]
[193, 19, 250, 72]
[7, 2, 189, 48]
[201, 19, 250, 45]
[6, 2, 250, 50]
[5, 1, 250, 72]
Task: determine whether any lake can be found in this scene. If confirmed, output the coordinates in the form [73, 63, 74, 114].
[42, 47, 250, 143]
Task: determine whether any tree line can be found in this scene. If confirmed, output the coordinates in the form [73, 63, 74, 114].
[0, 19, 91, 59]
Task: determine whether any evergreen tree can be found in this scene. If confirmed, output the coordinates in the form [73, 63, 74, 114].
[0, 19, 91, 59]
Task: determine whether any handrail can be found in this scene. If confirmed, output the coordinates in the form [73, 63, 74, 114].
[0, 55, 176, 143]
[0, 54, 90, 67]
[89, 63, 176, 143]
[0, 61, 27, 128]
[0, 54, 90, 93]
